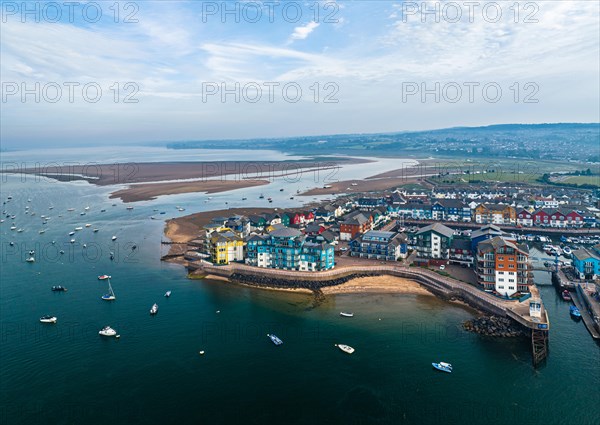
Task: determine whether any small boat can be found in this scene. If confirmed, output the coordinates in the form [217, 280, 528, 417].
[164, 291, 171, 298]
[99, 326, 117, 336]
[29, 250, 35, 255]
[40, 315, 57, 323]
[39, 229, 45, 234]
[80, 212, 86, 216]
[268, 200, 273, 203]
[561, 290, 571, 301]
[290, 197, 294, 200]
[51, 241, 55, 244]
[51, 286, 67, 292]
[335, 344, 355, 354]
[25, 257, 35, 263]
[131, 245, 137, 250]
[178, 208, 185, 212]
[259, 194, 264, 199]
[67, 208, 75, 212]
[98, 275, 111, 280]
[59, 250, 64, 254]
[101, 278, 116, 301]
[267, 197, 272, 201]
[49, 206, 54, 210]
[569, 305, 581, 318]
[340, 312, 354, 317]
[83, 244, 87, 248]
[16, 228, 24, 233]
[74, 227, 83, 231]
[84, 206, 90, 211]
[10, 226, 16, 230]
[93, 229, 99, 232]
[69, 231, 75, 236]
[279, 188, 284, 191]
[432, 362, 452, 373]
[100, 209, 106, 212]
[9, 242, 14, 246]
[126, 206, 134, 210]
[242, 197, 247, 200]
[159, 212, 166, 215]
[150, 303, 158, 315]
[267, 334, 283, 345]
[85, 224, 91, 227]
[70, 239, 75, 244]
[112, 236, 117, 241]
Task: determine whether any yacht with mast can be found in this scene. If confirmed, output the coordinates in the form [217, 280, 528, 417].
[101, 278, 116, 301]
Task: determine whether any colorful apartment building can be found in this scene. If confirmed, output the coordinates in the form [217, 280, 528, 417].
[476, 236, 533, 296]
[414, 223, 454, 261]
[339, 211, 372, 241]
[572, 246, 600, 279]
[208, 230, 244, 265]
[349, 230, 408, 261]
[245, 227, 334, 271]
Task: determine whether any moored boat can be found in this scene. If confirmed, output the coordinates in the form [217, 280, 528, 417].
[561, 290, 571, 301]
[51, 286, 67, 292]
[98, 275, 111, 280]
[40, 315, 57, 323]
[101, 278, 116, 301]
[340, 312, 354, 317]
[164, 291, 172, 298]
[99, 326, 117, 336]
[569, 305, 581, 318]
[111, 236, 117, 241]
[267, 334, 283, 345]
[150, 303, 158, 315]
[25, 256, 35, 263]
[432, 362, 452, 373]
[335, 344, 355, 354]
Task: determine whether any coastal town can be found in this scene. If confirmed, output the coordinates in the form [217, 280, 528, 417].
[164, 182, 600, 355]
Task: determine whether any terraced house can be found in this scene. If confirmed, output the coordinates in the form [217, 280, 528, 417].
[476, 236, 533, 297]
[245, 227, 334, 271]
[474, 203, 516, 225]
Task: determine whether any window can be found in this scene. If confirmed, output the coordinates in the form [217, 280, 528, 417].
[498, 271, 504, 275]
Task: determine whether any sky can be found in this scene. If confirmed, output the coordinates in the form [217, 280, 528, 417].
[1, 0, 599, 148]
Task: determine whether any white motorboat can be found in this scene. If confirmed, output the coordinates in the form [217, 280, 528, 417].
[69, 231, 75, 236]
[340, 312, 354, 317]
[74, 227, 83, 231]
[99, 326, 117, 336]
[432, 362, 453, 373]
[84, 206, 90, 210]
[26, 257, 35, 263]
[85, 224, 91, 227]
[67, 208, 75, 212]
[335, 344, 355, 354]
[70, 239, 75, 244]
[98, 275, 111, 280]
[40, 315, 57, 323]
[150, 303, 158, 315]
[10, 225, 16, 230]
[16, 228, 24, 233]
[126, 206, 134, 210]
[164, 291, 172, 298]
[112, 236, 117, 241]
[267, 334, 283, 345]
[93, 229, 99, 232]
[39, 229, 45, 234]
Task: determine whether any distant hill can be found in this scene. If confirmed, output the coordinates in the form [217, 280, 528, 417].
[167, 123, 600, 161]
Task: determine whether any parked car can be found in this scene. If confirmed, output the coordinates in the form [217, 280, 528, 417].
[439, 265, 446, 270]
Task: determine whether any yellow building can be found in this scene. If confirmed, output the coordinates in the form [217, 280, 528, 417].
[209, 230, 244, 265]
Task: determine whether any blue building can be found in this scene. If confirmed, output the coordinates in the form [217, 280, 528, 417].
[432, 200, 471, 221]
[245, 227, 334, 271]
[349, 230, 408, 261]
[572, 246, 600, 279]
[357, 197, 387, 210]
[389, 203, 432, 219]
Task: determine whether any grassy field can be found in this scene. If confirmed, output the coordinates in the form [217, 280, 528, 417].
[560, 175, 600, 186]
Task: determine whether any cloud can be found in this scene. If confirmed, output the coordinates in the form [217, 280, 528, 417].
[290, 21, 320, 41]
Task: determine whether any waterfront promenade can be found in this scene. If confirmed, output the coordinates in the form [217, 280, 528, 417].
[192, 262, 549, 332]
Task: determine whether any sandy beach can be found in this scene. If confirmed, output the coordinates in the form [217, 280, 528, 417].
[321, 275, 433, 296]
[110, 179, 269, 202]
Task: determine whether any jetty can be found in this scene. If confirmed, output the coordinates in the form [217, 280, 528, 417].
[191, 262, 551, 366]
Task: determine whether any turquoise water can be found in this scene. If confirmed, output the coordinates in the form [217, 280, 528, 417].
[1, 175, 599, 425]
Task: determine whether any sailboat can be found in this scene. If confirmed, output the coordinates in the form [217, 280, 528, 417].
[101, 278, 116, 301]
